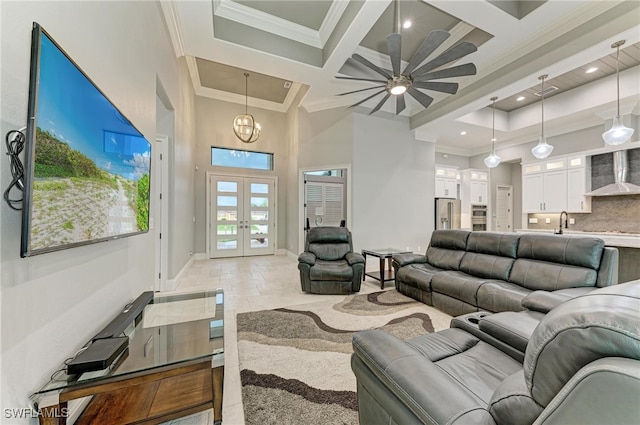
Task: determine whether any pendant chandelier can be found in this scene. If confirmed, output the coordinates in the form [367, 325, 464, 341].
[602, 40, 634, 146]
[531, 74, 553, 159]
[484, 96, 501, 168]
[233, 73, 261, 143]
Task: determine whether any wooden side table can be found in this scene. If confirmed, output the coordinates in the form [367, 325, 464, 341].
[362, 248, 411, 289]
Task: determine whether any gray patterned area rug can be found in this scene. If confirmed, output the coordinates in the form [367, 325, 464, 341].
[237, 290, 451, 425]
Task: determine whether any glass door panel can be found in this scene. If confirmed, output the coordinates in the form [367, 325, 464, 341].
[209, 175, 275, 258]
[210, 176, 244, 258]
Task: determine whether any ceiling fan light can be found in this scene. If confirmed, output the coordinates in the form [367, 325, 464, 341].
[532, 136, 553, 159]
[389, 84, 407, 95]
[603, 116, 634, 146]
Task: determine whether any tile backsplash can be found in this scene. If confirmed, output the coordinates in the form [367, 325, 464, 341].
[527, 148, 640, 234]
[528, 195, 640, 234]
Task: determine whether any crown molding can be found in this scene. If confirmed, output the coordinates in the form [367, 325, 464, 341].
[214, 0, 322, 48]
[159, 0, 186, 57]
[318, 0, 349, 47]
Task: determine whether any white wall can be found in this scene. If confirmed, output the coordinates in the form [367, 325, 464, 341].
[352, 113, 435, 253]
[0, 2, 195, 421]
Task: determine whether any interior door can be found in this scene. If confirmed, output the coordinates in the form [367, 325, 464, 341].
[495, 185, 513, 232]
[209, 175, 275, 258]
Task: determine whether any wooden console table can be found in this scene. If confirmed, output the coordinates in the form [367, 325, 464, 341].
[33, 290, 225, 425]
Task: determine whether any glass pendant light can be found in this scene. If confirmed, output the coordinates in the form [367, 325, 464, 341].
[602, 40, 634, 146]
[531, 74, 553, 159]
[233, 73, 261, 143]
[484, 96, 501, 168]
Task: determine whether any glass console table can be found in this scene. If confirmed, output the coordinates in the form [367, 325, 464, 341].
[32, 290, 225, 425]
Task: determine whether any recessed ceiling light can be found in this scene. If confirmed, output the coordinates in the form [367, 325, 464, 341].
[585, 67, 598, 74]
[460, 131, 467, 135]
[402, 20, 412, 29]
[517, 96, 526, 101]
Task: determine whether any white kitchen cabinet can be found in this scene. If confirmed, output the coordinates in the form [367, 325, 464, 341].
[567, 156, 592, 212]
[522, 159, 568, 213]
[470, 181, 488, 205]
[435, 166, 458, 198]
[462, 170, 488, 205]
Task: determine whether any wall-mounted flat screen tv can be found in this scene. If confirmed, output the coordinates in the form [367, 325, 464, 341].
[21, 23, 152, 257]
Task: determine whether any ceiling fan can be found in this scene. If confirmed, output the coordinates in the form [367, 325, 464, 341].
[336, 3, 478, 115]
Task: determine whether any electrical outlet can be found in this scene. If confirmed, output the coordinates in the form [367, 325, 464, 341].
[529, 218, 538, 224]
[569, 218, 575, 225]
[545, 218, 551, 224]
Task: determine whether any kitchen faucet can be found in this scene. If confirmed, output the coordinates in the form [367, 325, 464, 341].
[555, 211, 569, 234]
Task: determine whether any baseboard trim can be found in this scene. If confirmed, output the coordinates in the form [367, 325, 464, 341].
[195, 252, 208, 261]
[168, 255, 195, 291]
[285, 250, 298, 261]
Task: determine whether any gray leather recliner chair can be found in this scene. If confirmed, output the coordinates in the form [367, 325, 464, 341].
[298, 227, 364, 294]
[351, 280, 640, 425]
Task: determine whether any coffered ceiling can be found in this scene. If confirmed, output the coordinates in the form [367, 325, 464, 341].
[161, 0, 640, 156]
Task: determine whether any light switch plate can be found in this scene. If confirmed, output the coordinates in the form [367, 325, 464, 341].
[569, 218, 575, 224]
[529, 218, 538, 224]
[545, 218, 551, 224]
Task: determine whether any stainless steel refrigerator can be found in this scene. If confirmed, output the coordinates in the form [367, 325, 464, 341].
[435, 198, 461, 230]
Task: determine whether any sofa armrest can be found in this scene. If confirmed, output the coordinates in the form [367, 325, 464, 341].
[392, 253, 427, 268]
[345, 252, 365, 265]
[298, 252, 316, 266]
[521, 288, 596, 314]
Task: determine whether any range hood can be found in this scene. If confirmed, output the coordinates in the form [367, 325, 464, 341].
[586, 150, 640, 196]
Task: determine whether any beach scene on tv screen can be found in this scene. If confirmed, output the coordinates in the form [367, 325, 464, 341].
[29, 32, 151, 252]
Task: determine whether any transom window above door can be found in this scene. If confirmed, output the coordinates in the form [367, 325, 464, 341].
[211, 147, 273, 170]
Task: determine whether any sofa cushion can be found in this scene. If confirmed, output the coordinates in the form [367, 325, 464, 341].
[460, 252, 515, 281]
[407, 328, 522, 404]
[395, 263, 442, 292]
[476, 281, 530, 312]
[309, 259, 353, 281]
[430, 229, 471, 250]
[424, 230, 469, 271]
[431, 271, 490, 306]
[466, 232, 520, 258]
[516, 233, 604, 270]
[509, 259, 597, 290]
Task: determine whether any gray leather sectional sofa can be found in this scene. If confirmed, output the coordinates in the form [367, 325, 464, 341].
[351, 280, 640, 425]
[392, 230, 619, 316]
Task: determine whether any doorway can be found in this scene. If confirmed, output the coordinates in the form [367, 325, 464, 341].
[155, 84, 172, 292]
[495, 185, 513, 232]
[207, 174, 276, 258]
[298, 165, 351, 253]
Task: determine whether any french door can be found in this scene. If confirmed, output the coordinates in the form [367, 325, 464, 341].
[209, 175, 275, 258]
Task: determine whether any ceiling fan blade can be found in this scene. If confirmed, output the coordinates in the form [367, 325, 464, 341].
[408, 87, 434, 110]
[352, 54, 392, 79]
[412, 81, 459, 94]
[336, 76, 388, 83]
[369, 93, 391, 115]
[413, 63, 477, 81]
[403, 30, 450, 75]
[413, 42, 477, 76]
[386, 33, 402, 76]
[337, 85, 386, 96]
[349, 89, 387, 108]
[396, 94, 406, 115]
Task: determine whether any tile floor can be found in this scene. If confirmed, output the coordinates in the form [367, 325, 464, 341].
[168, 254, 389, 425]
